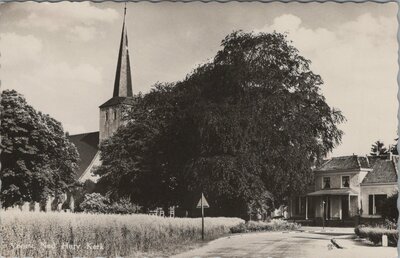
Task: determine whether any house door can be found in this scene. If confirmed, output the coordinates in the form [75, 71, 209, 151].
[341, 195, 349, 219]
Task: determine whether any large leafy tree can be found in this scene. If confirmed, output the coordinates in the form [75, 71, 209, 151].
[0, 90, 79, 208]
[95, 31, 345, 218]
[95, 88, 181, 209]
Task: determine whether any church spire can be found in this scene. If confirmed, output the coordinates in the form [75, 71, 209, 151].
[113, 4, 133, 97]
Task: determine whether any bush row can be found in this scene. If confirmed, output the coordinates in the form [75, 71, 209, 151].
[230, 219, 301, 233]
[354, 225, 398, 246]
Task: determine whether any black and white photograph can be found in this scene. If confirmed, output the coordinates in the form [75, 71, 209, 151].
[0, 1, 398, 257]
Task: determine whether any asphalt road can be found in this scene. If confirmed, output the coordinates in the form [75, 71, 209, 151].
[172, 228, 397, 258]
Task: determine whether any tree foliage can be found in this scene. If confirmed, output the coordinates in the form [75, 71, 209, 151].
[72, 179, 96, 212]
[391, 138, 398, 155]
[370, 140, 388, 156]
[0, 90, 79, 208]
[95, 31, 345, 218]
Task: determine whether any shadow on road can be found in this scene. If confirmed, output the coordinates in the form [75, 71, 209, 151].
[310, 232, 355, 237]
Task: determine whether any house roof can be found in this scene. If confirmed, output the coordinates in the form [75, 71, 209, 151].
[316, 155, 370, 171]
[361, 157, 398, 184]
[307, 188, 358, 196]
[316, 154, 398, 185]
[68, 132, 99, 179]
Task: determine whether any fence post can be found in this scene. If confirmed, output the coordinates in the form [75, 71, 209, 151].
[382, 235, 388, 247]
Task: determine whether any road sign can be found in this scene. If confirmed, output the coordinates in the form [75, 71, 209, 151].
[196, 193, 210, 241]
[196, 193, 210, 208]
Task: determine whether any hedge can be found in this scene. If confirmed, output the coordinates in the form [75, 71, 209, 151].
[355, 225, 398, 246]
[230, 219, 300, 233]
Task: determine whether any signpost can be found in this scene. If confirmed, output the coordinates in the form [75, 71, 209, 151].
[196, 193, 210, 240]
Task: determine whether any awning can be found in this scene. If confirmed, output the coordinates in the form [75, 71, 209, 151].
[307, 188, 358, 196]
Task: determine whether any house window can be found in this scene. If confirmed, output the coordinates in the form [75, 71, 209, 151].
[368, 194, 387, 215]
[105, 111, 109, 121]
[323, 177, 330, 189]
[113, 110, 117, 120]
[342, 176, 350, 188]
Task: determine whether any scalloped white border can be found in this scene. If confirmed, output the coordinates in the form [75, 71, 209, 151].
[0, 0, 398, 257]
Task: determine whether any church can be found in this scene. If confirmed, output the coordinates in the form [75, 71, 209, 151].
[69, 7, 134, 184]
[13, 8, 134, 212]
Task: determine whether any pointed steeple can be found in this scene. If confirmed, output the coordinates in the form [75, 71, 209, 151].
[113, 4, 133, 97]
[99, 5, 135, 142]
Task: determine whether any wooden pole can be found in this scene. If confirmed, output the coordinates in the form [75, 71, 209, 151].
[348, 195, 351, 217]
[305, 196, 308, 220]
[322, 199, 325, 230]
[201, 193, 204, 241]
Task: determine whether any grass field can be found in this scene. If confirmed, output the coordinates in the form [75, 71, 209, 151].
[1, 210, 243, 257]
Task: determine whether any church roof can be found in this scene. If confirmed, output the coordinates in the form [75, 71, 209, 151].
[68, 132, 99, 179]
[99, 96, 135, 108]
[113, 6, 133, 98]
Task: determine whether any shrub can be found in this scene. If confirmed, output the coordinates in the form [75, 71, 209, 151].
[73, 179, 96, 212]
[230, 219, 300, 233]
[354, 225, 363, 237]
[230, 222, 247, 233]
[79, 193, 111, 213]
[384, 219, 397, 230]
[246, 220, 269, 231]
[79, 193, 141, 214]
[109, 198, 141, 214]
[354, 225, 398, 246]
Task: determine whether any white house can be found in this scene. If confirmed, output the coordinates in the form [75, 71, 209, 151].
[289, 154, 398, 226]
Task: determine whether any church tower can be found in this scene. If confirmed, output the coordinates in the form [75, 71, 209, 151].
[99, 6, 134, 142]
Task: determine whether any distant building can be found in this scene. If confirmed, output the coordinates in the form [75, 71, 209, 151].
[288, 154, 398, 225]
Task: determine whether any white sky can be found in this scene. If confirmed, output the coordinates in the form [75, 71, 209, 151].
[0, 2, 398, 157]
